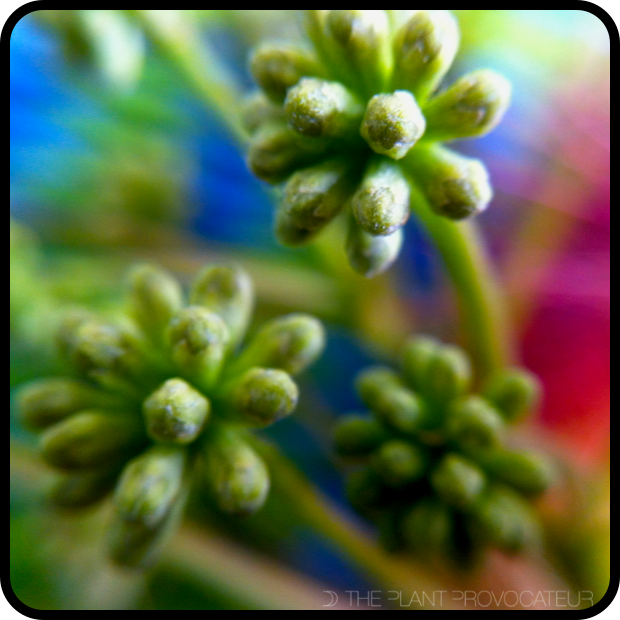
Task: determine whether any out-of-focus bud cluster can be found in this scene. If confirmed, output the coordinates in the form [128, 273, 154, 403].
[334, 335, 553, 564]
[245, 10, 510, 277]
[18, 263, 325, 567]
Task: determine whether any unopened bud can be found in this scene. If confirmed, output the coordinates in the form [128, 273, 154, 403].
[431, 453, 485, 509]
[333, 414, 389, 457]
[372, 440, 426, 487]
[392, 10, 460, 102]
[361, 91, 426, 160]
[401, 335, 441, 392]
[484, 368, 542, 423]
[50, 468, 119, 509]
[347, 220, 403, 278]
[241, 92, 284, 135]
[407, 144, 493, 220]
[482, 450, 555, 497]
[425, 344, 472, 405]
[402, 498, 453, 554]
[351, 159, 410, 236]
[143, 378, 210, 444]
[424, 70, 512, 142]
[446, 395, 505, 452]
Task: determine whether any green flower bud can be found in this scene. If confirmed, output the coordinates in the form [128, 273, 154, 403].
[401, 335, 441, 392]
[351, 158, 410, 236]
[143, 378, 210, 444]
[372, 440, 426, 487]
[402, 498, 453, 554]
[361, 91, 426, 160]
[324, 10, 392, 96]
[482, 450, 556, 497]
[446, 395, 505, 452]
[425, 344, 472, 406]
[128, 264, 183, 346]
[167, 307, 230, 389]
[407, 144, 493, 220]
[228, 367, 298, 427]
[356, 367, 425, 433]
[471, 486, 541, 554]
[484, 368, 542, 423]
[205, 426, 270, 516]
[232, 313, 325, 377]
[333, 414, 389, 457]
[247, 121, 326, 184]
[241, 92, 284, 135]
[50, 468, 119, 509]
[56, 309, 95, 358]
[423, 70, 512, 142]
[190, 265, 254, 349]
[114, 445, 186, 527]
[17, 378, 118, 430]
[275, 160, 353, 246]
[347, 220, 403, 278]
[284, 78, 363, 139]
[250, 44, 320, 104]
[40, 410, 143, 470]
[431, 453, 485, 509]
[391, 10, 460, 102]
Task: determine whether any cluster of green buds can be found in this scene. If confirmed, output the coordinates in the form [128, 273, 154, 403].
[245, 10, 510, 277]
[334, 335, 554, 563]
[18, 263, 325, 567]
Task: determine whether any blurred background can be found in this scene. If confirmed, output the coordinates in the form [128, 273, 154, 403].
[10, 10, 610, 610]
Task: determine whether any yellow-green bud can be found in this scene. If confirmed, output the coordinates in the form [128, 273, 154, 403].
[391, 10, 460, 102]
[431, 453, 485, 509]
[128, 264, 183, 346]
[361, 91, 426, 160]
[424, 344, 472, 405]
[50, 468, 119, 509]
[190, 265, 254, 349]
[351, 159, 410, 236]
[232, 313, 325, 377]
[41, 410, 143, 470]
[355, 366, 403, 405]
[275, 160, 353, 246]
[229, 367, 298, 427]
[346, 221, 403, 278]
[407, 144, 493, 220]
[333, 414, 389, 457]
[402, 498, 453, 554]
[17, 378, 117, 430]
[484, 368, 542, 423]
[482, 450, 555, 497]
[143, 378, 210, 444]
[250, 44, 320, 104]
[285, 78, 363, 139]
[167, 307, 230, 389]
[114, 445, 186, 527]
[446, 395, 505, 452]
[423, 70, 512, 142]
[205, 426, 270, 516]
[241, 92, 284, 135]
[401, 335, 441, 392]
[372, 440, 426, 487]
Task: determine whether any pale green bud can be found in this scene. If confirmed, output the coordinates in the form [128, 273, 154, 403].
[167, 307, 230, 389]
[402, 498, 453, 554]
[41, 410, 144, 470]
[229, 367, 298, 427]
[333, 414, 389, 457]
[232, 313, 325, 377]
[484, 368, 542, 423]
[400, 335, 441, 392]
[250, 44, 320, 104]
[190, 265, 254, 349]
[143, 378, 210, 444]
[128, 264, 183, 345]
[346, 220, 403, 278]
[50, 468, 119, 509]
[482, 450, 555, 497]
[205, 426, 270, 516]
[431, 453, 485, 509]
[423, 70, 512, 142]
[407, 144, 493, 220]
[351, 158, 410, 236]
[241, 92, 284, 135]
[425, 344, 472, 406]
[17, 378, 118, 430]
[446, 395, 505, 452]
[285, 78, 363, 139]
[361, 91, 426, 160]
[372, 440, 426, 487]
[275, 160, 353, 246]
[114, 445, 186, 527]
[391, 10, 460, 102]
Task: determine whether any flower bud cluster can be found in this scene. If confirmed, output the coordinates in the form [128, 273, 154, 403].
[246, 10, 510, 276]
[334, 335, 553, 563]
[18, 263, 325, 566]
